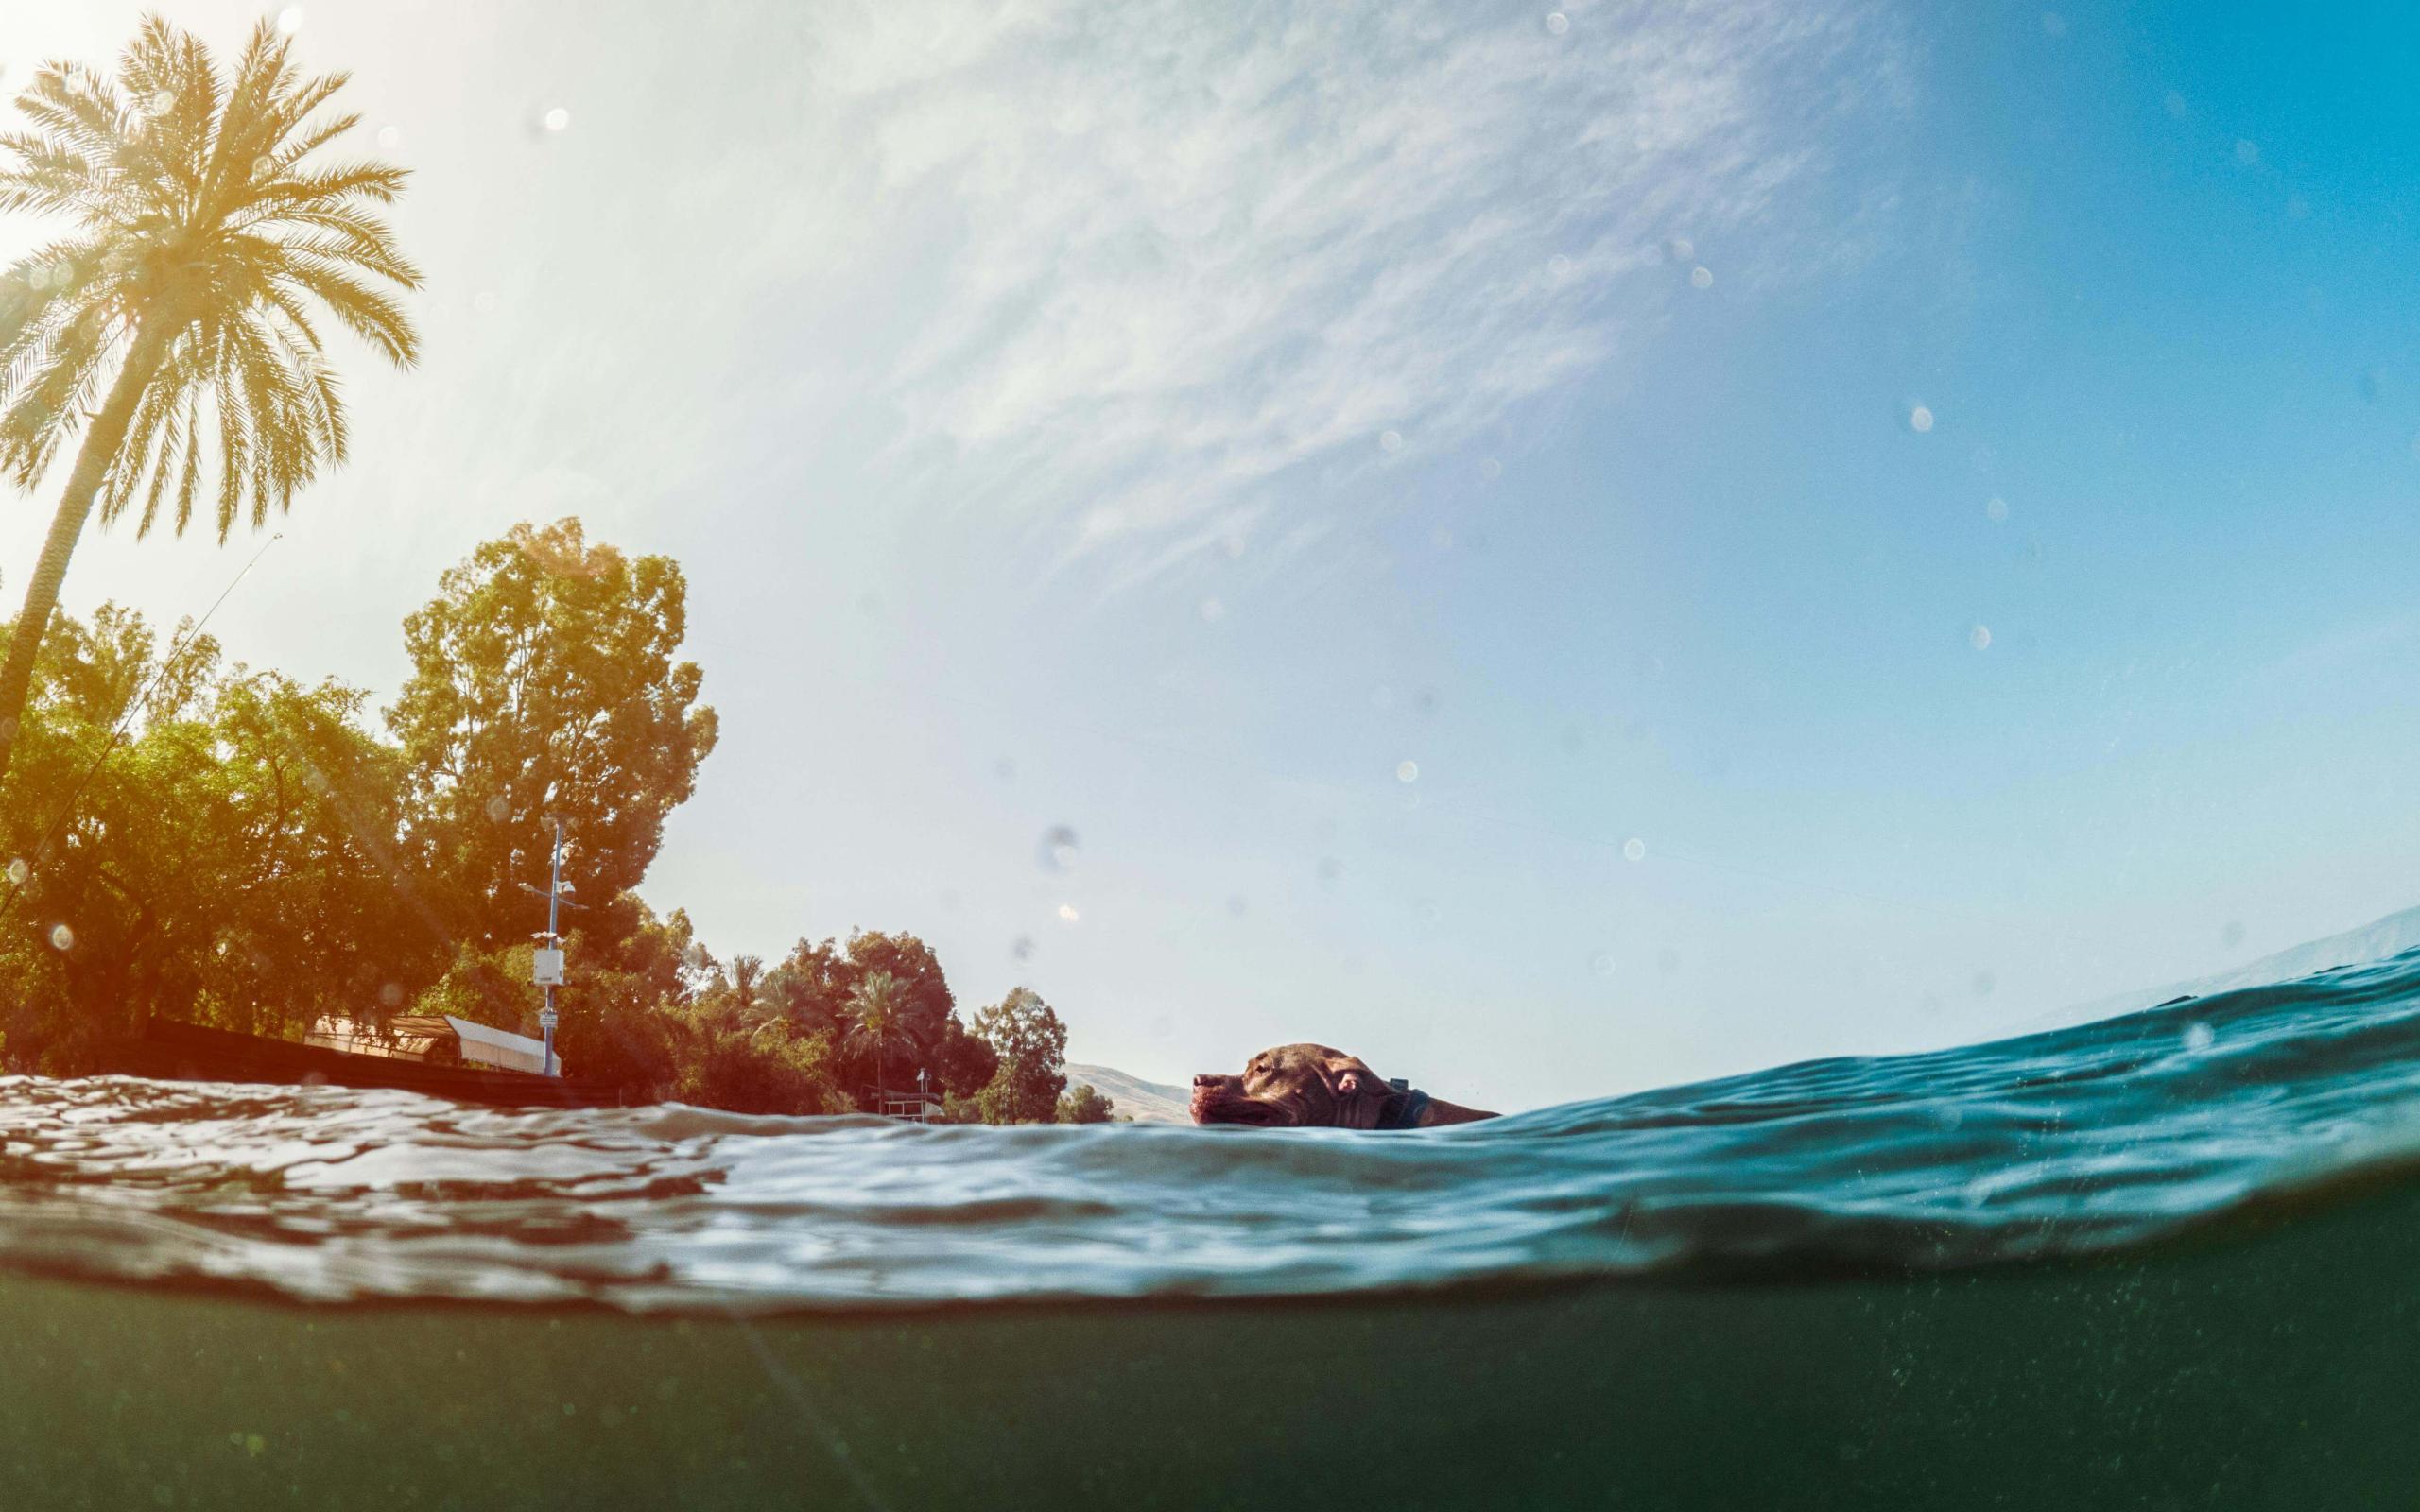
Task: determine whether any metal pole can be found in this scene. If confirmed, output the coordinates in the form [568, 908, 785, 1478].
[542, 817, 562, 1076]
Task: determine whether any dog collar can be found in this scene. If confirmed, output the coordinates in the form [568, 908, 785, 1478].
[1375, 1077, 1431, 1130]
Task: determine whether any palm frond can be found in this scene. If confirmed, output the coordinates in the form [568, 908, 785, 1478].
[0, 10, 416, 525]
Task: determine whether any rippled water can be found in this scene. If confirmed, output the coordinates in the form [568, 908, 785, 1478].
[5, 947, 2420, 1314]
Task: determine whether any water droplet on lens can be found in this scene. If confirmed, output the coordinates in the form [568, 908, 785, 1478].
[148, 89, 176, 115]
[1622, 837, 1646, 862]
[1225, 894, 1248, 917]
[1547, 254, 1572, 278]
[5, 858, 25, 886]
[48, 923, 73, 952]
[1378, 429, 1404, 454]
[1969, 624, 1992, 651]
[485, 796, 510, 822]
[276, 6, 304, 35]
[1056, 903, 1080, 924]
[1688, 266, 1713, 289]
[1038, 825, 1079, 872]
[376, 125, 401, 150]
[1395, 760, 1419, 784]
[1985, 495, 2008, 523]
[1545, 11, 1570, 35]
[1199, 596, 1225, 622]
[1588, 951, 1615, 976]
[1909, 404, 1934, 433]
[1479, 457, 1503, 481]
[2183, 1022, 2214, 1053]
[544, 107, 572, 133]
[379, 982, 404, 1007]
[1011, 936, 1035, 962]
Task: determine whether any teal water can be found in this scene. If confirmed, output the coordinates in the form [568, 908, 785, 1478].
[4, 950, 2420, 1505]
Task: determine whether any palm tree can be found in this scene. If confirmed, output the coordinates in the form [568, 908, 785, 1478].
[843, 971, 916, 1112]
[0, 16, 419, 785]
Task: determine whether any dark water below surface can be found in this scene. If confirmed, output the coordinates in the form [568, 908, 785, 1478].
[5, 948, 2420, 1506]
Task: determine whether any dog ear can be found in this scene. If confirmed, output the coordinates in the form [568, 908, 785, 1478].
[1323, 1054, 1374, 1098]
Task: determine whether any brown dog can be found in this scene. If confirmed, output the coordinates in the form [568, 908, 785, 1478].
[1191, 1043, 1497, 1129]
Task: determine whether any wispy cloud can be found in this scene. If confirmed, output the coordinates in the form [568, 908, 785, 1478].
[799, 0, 1900, 570]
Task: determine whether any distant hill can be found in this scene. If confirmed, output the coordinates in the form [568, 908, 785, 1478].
[2015, 902, 2420, 1036]
[1064, 1063, 1191, 1125]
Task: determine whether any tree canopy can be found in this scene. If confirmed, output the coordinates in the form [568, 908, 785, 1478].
[387, 518, 718, 954]
[0, 517, 1114, 1126]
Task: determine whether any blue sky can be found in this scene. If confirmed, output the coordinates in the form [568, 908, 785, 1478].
[5, 1, 2418, 1110]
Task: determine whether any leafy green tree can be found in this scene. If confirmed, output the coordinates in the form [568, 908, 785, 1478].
[761, 929, 993, 1102]
[844, 971, 918, 1109]
[669, 1009, 845, 1116]
[386, 518, 718, 954]
[972, 986, 1068, 1125]
[1056, 1083, 1115, 1124]
[0, 17, 421, 788]
[0, 605, 434, 1067]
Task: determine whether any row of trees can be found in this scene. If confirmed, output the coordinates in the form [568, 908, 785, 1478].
[0, 20, 1115, 1123]
[0, 519, 1112, 1122]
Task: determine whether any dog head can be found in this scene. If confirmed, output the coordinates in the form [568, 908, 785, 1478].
[1190, 1043, 1407, 1128]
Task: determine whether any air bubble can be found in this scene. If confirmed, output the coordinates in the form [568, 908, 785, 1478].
[1545, 11, 1569, 34]
[1378, 429, 1404, 454]
[1910, 404, 1934, 433]
[1688, 266, 1713, 289]
[1622, 837, 1647, 862]
[275, 6, 304, 35]
[544, 107, 571, 133]
[1395, 761, 1419, 784]
[48, 923, 73, 952]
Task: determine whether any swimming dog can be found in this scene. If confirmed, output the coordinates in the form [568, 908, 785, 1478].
[1190, 1043, 1497, 1128]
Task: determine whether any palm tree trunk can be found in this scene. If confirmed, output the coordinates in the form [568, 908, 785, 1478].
[0, 322, 167, 791]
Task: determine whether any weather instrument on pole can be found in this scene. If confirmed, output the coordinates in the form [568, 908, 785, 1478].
[521, 816, 584, 1077]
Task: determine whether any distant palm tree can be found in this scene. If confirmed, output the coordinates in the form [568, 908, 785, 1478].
[0, 15, 420, 785]
[844, 971, 916, 1111]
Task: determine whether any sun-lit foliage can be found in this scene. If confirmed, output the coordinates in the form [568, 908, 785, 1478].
[0, 520, 1088, 1122]
[0, 14, 420, 786]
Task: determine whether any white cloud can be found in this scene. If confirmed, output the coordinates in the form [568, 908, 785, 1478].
[799, 0, 1898, 568]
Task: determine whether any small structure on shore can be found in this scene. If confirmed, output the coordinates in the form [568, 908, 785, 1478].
[306, 1015, 567, 1079]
